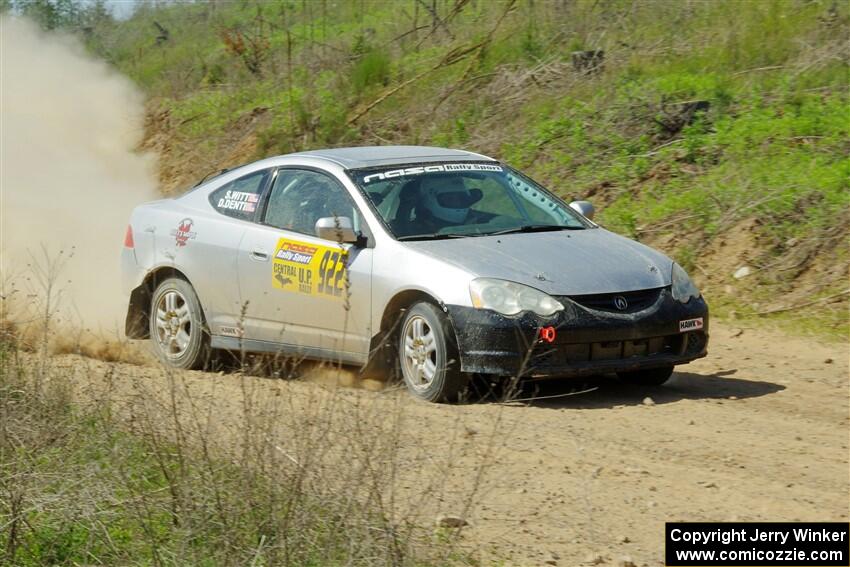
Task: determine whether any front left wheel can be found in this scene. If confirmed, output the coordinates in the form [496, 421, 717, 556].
[149, 277, 210, 370]
[399, 302, 469, 403]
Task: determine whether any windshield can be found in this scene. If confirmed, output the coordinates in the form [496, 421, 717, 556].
[349, 162, 591, 240]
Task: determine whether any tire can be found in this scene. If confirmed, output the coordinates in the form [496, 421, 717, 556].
[617, 365, 674, 386]
[398, 302, 469, 403]
[149, 277, 210, 370]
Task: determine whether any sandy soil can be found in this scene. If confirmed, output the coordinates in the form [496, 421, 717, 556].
[52, 322, 849, 566]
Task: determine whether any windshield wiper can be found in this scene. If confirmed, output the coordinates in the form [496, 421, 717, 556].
[396, 233, 469, 241]
[485, 225, 585, 236]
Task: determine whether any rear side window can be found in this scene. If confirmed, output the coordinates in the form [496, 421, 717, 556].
[209, 170, 268, 220]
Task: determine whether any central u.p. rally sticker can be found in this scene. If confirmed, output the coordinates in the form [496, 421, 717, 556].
[271, 237, 348, 299]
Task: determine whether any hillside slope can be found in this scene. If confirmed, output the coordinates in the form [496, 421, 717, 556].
[83, 0, 850, 336]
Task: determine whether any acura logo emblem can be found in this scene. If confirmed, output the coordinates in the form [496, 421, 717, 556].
[613, 296, 628, 310]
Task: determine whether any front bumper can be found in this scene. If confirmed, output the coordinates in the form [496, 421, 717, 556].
[446, 288, 708, 378]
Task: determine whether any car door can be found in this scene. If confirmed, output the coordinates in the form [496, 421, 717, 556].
[175, 168, 271, 336]
[237, 167, 373, 361]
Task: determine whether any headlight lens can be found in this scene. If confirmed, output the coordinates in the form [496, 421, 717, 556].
[671, 263, 701, 303]
[469, 278, 563, 316]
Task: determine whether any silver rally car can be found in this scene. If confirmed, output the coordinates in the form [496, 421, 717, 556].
[122, 146, 708, 402]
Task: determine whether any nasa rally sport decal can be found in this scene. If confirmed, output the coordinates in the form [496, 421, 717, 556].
[679, 317, 704, 332]
[271, 237, 348, 299]
[362, 163, 503, 184]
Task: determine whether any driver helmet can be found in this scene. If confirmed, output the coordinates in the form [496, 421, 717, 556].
[420, 176, 480, 224]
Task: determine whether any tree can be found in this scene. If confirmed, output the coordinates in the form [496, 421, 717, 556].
[14, 0, 81, 30]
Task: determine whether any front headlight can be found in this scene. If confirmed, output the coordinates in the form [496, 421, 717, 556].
[469, 278, 563, 316]
[671, 263, 701, 303]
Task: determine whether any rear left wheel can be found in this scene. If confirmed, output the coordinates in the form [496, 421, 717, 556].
[149, 277, 210, 370]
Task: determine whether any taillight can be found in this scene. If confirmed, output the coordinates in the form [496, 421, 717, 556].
[124, 225, 134, 248]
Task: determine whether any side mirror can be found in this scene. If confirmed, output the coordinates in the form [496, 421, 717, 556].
[569, 200, 595, 220]
[315, 216, 358, 244]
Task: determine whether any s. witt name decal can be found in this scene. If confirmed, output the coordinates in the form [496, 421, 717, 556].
[217, 190, 259, 213]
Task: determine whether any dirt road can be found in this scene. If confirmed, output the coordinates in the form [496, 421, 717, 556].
[56, 322, 849, 566]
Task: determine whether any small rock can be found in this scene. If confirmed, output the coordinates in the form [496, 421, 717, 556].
[545, 561, 557, 566]
[585, 553, 605, 565]
[688, 420, 696, 425]
[824, 358, 833, 364]
[642, 396, 655, 406]
[620, 535, 631, 543]
[733, 266, 752, 279]
[619, 555, 637, 567]
[435, 514, 468, 528]
[728, 395, 738, 400]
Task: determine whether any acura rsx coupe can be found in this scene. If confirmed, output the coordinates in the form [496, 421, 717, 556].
[122, 146, 708, 402]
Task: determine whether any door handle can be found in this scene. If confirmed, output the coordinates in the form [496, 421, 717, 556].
[250, 248, 269, 261]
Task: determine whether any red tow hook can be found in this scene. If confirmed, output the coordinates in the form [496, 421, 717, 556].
[539, 326, 557, 344]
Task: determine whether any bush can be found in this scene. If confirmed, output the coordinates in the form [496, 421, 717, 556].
[352, 49, 391, 94]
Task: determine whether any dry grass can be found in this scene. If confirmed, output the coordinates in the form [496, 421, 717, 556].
[0, 258, 501, 566]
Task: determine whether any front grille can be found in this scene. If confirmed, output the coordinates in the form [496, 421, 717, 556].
[563, 287, 664, 314]
[531, 334, 683, 368]
[683, 331, 707, 356]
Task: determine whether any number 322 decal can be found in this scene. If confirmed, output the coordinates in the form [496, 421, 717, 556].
[271, 237, 348, 299]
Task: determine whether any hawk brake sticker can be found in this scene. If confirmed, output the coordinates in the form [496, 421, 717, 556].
[272, 237, 348, 299]
[679, 318, 704, 332]
[362, 163, 503, 184]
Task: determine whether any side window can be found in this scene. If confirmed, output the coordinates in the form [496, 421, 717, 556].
[264, 169, 361, 237]
[209, 170, 268, 221]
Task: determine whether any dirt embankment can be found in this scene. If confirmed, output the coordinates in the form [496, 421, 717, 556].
[54, 322, 849, 566]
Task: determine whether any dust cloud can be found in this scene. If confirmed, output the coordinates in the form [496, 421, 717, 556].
[1, 16, 158, 337]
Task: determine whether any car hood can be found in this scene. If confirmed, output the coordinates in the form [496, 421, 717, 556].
[405, 228, 672, 295]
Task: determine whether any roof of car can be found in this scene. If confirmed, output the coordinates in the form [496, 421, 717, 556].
[283, 145, 495, 169]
